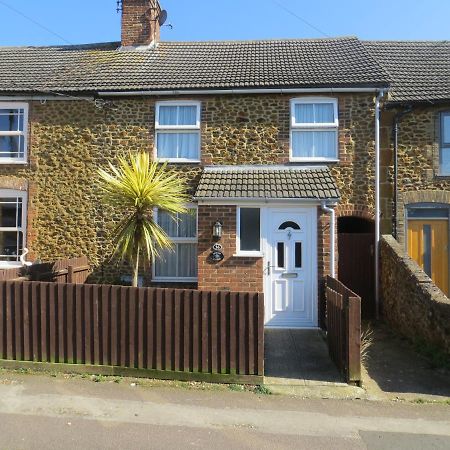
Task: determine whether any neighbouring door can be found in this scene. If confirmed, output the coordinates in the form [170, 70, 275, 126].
[264, 208, 317, 328]
[408, 218, 449, 296]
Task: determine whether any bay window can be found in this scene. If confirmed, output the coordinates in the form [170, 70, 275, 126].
[0, 103, 28, 163]
[0, 190, 26, 267]
[290, 98, 338, 161]
[153, 207, 198, 281]
[155, 102, 201, 162]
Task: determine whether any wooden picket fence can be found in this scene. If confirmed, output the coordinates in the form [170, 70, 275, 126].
[0, 281, 264, 384]
[325, 276, 361, 385]
[0, 256, 90, 284]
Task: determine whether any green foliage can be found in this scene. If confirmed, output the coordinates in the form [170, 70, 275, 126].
[253, 385, 272, 395]
[98, 152, 189, 286]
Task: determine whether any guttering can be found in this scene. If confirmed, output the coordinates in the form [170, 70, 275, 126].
[375, 89, 386, 320]
[195, 197, 340, 205]
[0, 95, 94, 102]
[98, 87, 383, 97]
[321, 201, 336, 278]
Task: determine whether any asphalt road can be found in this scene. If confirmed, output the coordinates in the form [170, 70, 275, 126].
[0, 372, 449, 450]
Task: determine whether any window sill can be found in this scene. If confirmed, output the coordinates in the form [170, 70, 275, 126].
[152, 277, 198, 283]
[0, 262, 22, 269]
[157, 159, 201, 164]
[0, 159, 28, 165]
[289, 158, 339, 163]
[233, 252, 264, 258]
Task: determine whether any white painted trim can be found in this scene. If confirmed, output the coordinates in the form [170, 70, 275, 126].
[202, 164, 330, 172]
[195, 198, 337, 205]
[99, 87, 382, 97]
[289, 97, 339, 162]
[0, 102, 29, 164]
[0, 189, 27, 266]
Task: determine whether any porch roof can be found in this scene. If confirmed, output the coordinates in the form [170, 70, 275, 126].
[194, 166, 340, 201]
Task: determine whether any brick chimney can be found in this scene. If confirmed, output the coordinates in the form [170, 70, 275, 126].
[121, 0, 162, 48]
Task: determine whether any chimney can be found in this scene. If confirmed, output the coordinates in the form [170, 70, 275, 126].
[121, 0, 162, 48]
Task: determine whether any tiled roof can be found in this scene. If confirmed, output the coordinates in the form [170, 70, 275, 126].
[194, 166, 340, 200]
[0, 37, 389, 93]
[364, 40, 450, 104]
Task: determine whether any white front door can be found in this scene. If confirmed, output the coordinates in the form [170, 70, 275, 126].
[264, 207, 317, 328]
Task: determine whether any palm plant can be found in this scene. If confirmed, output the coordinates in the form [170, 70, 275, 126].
[98, 152, 189, 287]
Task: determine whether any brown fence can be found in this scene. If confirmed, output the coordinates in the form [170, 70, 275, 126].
[325, 276, 361, 385]
[0, 256, 90, 284]
[0, 281, 264, 384]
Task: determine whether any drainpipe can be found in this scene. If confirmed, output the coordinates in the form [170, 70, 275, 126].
[321, 202, 336, 279]
[392, 105, 413, 239]
[375, 90, 385, 320]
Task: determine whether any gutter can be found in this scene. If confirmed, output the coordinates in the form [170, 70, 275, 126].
[375, 89, 386, 320]
[98, 87, 385, 97]
[321, 202, 336, 278]
[392, 105, 413, 239]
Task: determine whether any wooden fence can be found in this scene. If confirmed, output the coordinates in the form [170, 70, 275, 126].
[0, 281, 264, 384]
[325, 276, 361, 385]
[0, 256, 90, 284]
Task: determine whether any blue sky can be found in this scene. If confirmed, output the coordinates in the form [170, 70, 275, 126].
[0, 0, 449, 46]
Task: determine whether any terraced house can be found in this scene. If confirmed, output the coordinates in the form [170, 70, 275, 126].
[0, 0, 449, 328]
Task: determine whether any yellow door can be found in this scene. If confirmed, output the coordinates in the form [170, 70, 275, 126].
[408, 220, 449, 295]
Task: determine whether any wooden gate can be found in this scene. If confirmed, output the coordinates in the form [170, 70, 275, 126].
[338, 233, 375, 319]
[326, 276, 361, 385]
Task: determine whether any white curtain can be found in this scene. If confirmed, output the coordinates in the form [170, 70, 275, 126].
[315, 103, 334, 123]
[178, 106, 197, 126]
[295, 104, 314, 123]
[178, 133, 199, 159]
[294, 103, 334, 124]
[158, 106, 177, 126]
[177, 244, 198, 277]
[178, 210, 197, 238]
[292, 130, 336, 158]
[157, 210, 177, 237]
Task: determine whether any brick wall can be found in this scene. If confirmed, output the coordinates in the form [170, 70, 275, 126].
[197, 205, 263, 292]
[121, 0, 160, 47]
[381, 235, 450, 355]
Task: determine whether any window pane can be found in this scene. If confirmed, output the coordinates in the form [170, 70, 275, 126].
[178, 106, 197, 126]
[0, 109, 24, 132]
[295, 242, 302, 268]
[295, 104, 314, 123]
[240, 208, 260, 251]
[0, 198, 19, 228]
[155, 247, 177, 277]
[408, 208, 449, 219]
[0, 135, 24, 158]
[443, 114, 450, 145]
[156, 133, 177, 159]
[441, 147, 450, 174]
[315, 103, 334, 123]
[178, 209, 197, 238]
[157, 210, 177, 237]
[158, 106, 178, 126]
[277, 242, 285, 268]
[0, 231, 22, 261]
[178, 133, 199, 159]
[292, 131, 336, 158]
[315, 131, 337, 158]
[177, 244, 197, 277]
[423, 224, 432, 277]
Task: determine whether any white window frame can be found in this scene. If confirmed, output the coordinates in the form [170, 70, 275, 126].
[152, 204, 198, 282]
[289, 97, 339, 162]
[0, 189, 27, 268]
[236, 206, 263, 257]
[0, 102, 29, 164]
[155, 101, 201, 163]
[440, 111, 450, 175]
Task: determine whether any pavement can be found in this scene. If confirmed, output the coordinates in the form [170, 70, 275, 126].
[0, 371, 449, 449]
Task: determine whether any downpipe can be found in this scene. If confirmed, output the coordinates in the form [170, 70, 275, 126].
[321, 202, 336, 279]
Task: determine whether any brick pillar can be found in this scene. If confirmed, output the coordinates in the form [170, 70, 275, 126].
[121, 0, 161, 47]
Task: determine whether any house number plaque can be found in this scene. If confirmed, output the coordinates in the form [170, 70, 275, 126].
[210, 243, 224, 262]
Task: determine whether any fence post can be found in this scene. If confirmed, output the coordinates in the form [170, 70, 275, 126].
[68, 265, 74, 284]
[347, 296, 361, 384]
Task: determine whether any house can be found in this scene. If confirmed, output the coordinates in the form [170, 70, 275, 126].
[0, 0, 448, 328]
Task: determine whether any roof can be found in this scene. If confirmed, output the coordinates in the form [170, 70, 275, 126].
[194, 166, 340, 200]
[364, 40, 450, 104]
[0, 37, 389, 94]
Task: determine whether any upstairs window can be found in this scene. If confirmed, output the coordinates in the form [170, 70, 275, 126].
[0, 103, 28, 163]
[153, 207, 198, 281]
[440, 112, 450, 175]
[0, 190, 27, 267]
[155, 102, 201, 162]
[290, 98, 338, 161]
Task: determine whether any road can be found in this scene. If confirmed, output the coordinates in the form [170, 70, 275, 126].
[0, 371, 449, 449]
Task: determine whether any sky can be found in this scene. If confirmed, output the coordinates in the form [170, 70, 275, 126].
[0, 0, 449, 47]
